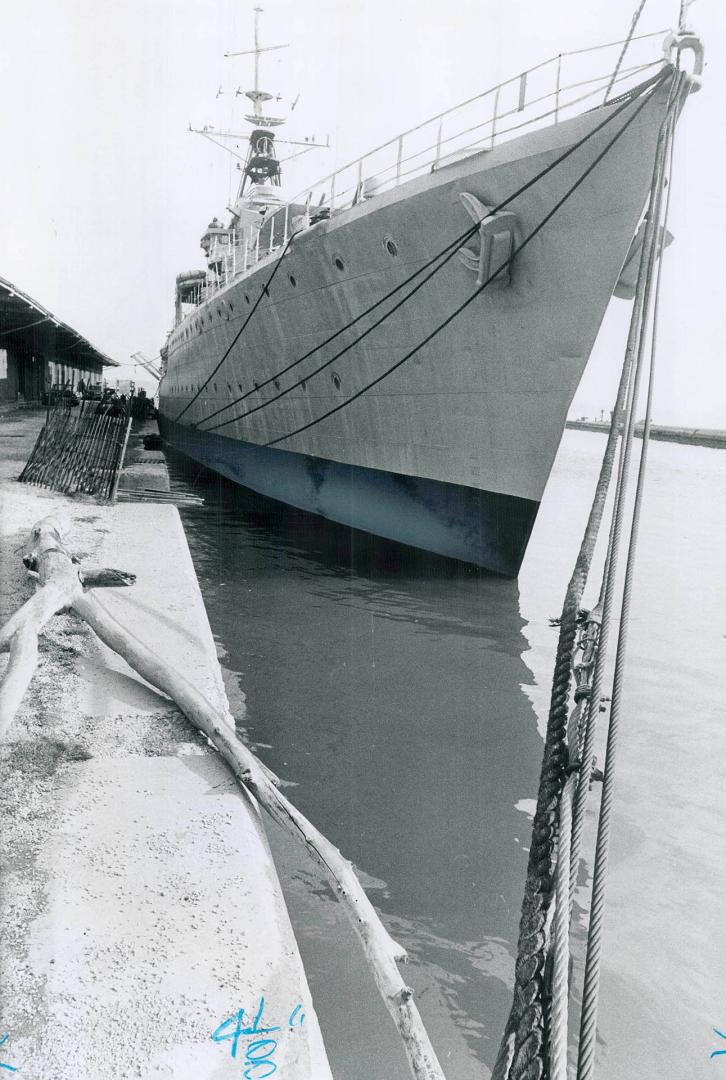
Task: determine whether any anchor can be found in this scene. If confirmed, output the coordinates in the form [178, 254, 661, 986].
[458, 191, 517, 286]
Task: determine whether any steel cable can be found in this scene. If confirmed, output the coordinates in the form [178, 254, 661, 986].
[491, 67, 678, 1080]
[575, 75, 681, 1080]
[568, 63, 684, 921]
[547, 75, 682, 1080]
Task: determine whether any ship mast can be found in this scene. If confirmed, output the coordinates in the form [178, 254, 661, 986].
[225, 6, 288, 194]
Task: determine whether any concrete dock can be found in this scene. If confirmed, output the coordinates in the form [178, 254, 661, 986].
[0, 408, 332, 1078]
[566, 418, 726, 448]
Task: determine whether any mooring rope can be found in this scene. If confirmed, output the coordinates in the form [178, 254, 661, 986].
[546, 76, 683, 1080]
[565, 70, 679, 914]
[575, 74, 681, 1080]
[491, 63, 680, 1080]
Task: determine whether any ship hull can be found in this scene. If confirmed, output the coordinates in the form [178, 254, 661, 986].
[160, 414, 538, 574]
[159, 76, 673, 574]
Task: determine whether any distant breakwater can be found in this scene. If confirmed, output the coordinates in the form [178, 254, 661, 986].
[566, 420, 726, 449]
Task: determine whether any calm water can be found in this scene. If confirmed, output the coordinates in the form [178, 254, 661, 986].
[168, 430, 725, 1080]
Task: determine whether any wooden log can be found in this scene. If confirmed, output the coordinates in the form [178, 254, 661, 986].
[0, 513, 136, 733]
[0, 513, 446, 1080]
[79, 568, 137, 589]
[0, 513, 80, 735]
[73, 589, 446, 1080]
[0, 623, 39, 739]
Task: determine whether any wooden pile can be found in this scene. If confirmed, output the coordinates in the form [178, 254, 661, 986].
[19, 405, 132, 501]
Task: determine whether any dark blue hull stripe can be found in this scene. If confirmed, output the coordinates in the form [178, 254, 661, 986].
[159, 418, 539, 576]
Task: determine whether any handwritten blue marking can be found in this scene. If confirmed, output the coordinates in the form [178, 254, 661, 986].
[246, 1038, 277, 1060]
[0, 1033, 17, 1072]
[211, 1009, 247, 1060]
[243, 1062, 277, 1079]
[212, 999, 307, 1076]
[711, 1027, 726, 1059]
[211, 999, 281, 1059]
[245, 998, 281, 1038]
[288, 1004, 305, 1028]
[244, 1037, 278, 1077]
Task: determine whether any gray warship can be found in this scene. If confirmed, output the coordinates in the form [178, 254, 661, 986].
[158, 13, 702, 574]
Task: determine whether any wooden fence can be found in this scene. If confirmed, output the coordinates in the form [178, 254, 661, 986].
[19, 404, 132, 501]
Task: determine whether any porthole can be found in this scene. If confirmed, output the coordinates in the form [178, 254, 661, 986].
[333, 256, 345, 272]
[301, 379, 307, 391]
[238, 382, 243, 391]
[214, 383, 218, 391]
[273, 378, 281, 390]
[383, 236, 399, 258]
[332, 372, 341, 390]
[289, 273, 297, 287]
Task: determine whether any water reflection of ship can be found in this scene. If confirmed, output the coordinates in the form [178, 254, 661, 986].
[158, 13, 700, 575]
[169, 455, 544, 1076]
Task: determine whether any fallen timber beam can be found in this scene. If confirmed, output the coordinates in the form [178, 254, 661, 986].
[0, 512, 445, 1080]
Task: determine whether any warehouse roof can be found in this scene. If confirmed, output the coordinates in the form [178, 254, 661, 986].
[0, 275, 118, 368]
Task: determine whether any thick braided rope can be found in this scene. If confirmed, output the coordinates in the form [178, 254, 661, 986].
[569, 58, 684, 912]
[576, 81, 681, 1080]
[492, 583, 583, 1080]
[492, 70, 677, 1080]
[549, 773, 575, 1080]
[549, 617, 601, 1080]
[566, 97, 672, 905]
[491, 434, 619, 1080]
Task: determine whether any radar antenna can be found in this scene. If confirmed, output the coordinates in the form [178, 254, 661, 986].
[224, 6, 289, 127]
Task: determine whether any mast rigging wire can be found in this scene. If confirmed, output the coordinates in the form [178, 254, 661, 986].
[604, 0, 650, 102]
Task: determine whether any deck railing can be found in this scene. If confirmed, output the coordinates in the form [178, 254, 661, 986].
[195, 29, 669, 304]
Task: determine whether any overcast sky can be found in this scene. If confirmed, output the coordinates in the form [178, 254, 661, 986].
[0, 0, 723, 424]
